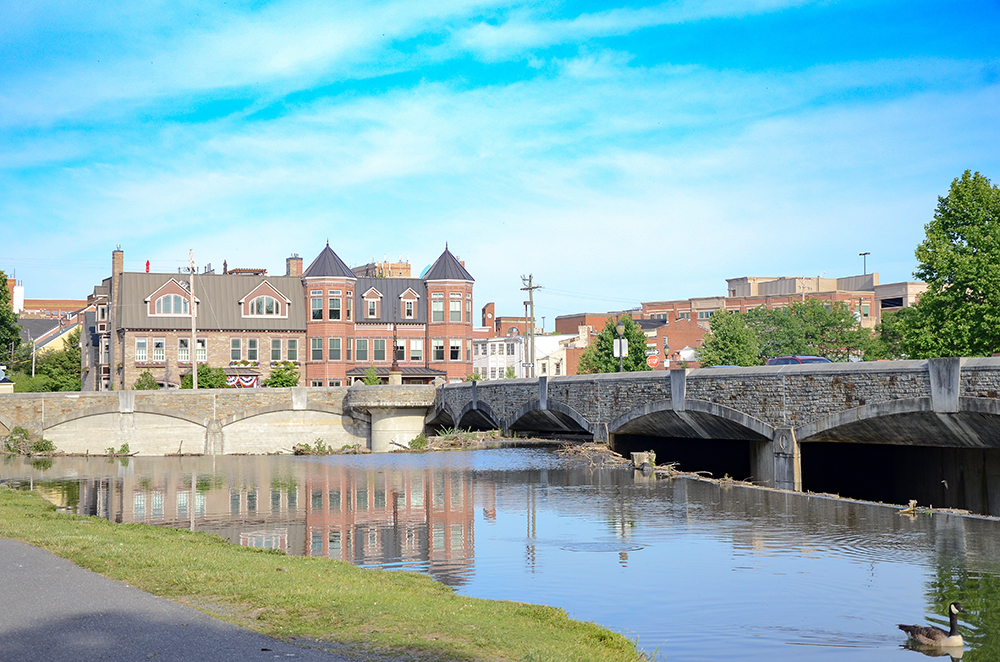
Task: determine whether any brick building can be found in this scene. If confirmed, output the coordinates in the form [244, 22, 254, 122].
[549, 273, 927, 372]
[302, 243, 476, 385]
[83, 243, 477, 391]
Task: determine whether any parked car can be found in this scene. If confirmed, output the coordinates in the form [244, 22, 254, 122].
[766, 355, 832, 365]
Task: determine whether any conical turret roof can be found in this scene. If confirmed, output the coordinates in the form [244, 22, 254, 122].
[303, 242, 355, 279]
[423, 245, 474, 281]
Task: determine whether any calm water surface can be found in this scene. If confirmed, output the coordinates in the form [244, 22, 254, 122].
[4, 448, 1000, 661]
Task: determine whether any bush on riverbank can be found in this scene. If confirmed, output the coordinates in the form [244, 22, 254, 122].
[0, 488, 642, 662]
[2, 426, 56, 456]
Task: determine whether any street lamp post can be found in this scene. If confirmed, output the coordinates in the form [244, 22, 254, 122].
[860, 252, 870, 275]
[616, 321, 625, 373]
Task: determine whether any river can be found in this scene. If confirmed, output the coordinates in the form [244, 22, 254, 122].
[3, 448, 1000, 661]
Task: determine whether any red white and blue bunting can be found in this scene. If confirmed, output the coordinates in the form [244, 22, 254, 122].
[226, 374, 260, 388]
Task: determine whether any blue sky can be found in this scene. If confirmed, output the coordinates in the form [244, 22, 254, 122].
[2, 0, 999, 324]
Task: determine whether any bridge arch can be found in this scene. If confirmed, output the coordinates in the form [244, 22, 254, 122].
[220, 402, 347, 427]
[425, 403, 456, 430]
[457, 401, 500, 431]
[507, 400, 594, 436]
[44, 404, 208, 430]
[795, 396, 1000, 448]
[608, 399, 773, 441]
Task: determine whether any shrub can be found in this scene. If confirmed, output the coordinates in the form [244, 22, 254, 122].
[263, 363, 300, 387]
[181, 365, 230, 389]
[409, 434, 428, 450]
[3, 426, 57, 455]
[133, 370, 160, 390]
[362, 366, 381, 385]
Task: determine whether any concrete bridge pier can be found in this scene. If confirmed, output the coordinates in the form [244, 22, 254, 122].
[752, 427, 801, 491]
[369, 408, 426, 452]
[345, 385, 437, 452]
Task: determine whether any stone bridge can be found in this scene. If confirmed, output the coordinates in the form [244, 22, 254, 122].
[0, 386, 435, 455]
[5, 358, 1000, 505]
[431, 357, 1000, 492]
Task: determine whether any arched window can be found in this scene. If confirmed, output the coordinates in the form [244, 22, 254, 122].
[250, 296, 280, 316]
[155, 294, 189, 315]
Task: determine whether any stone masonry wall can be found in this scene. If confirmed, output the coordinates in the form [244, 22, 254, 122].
[440, 359, 1000, 436]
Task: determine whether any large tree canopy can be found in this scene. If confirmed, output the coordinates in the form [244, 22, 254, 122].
[745, 298, 868, 362]
[897, 170, 1000, 358]
[576, 316, 652, 374]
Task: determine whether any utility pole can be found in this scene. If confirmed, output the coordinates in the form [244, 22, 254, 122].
[190, 250, 197, 390]
[520, 275, 541, 379]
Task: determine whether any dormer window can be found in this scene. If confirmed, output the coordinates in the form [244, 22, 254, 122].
[363, 287, 382, 319]
[155, 294, 189, 315]
[240, 281, 290, 319]
[146, 279, 196, 317]
[249, 296, 281, 316]
[399, 288, 420, 320]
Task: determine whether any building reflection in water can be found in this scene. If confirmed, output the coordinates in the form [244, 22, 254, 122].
[18, 456, 478, 587]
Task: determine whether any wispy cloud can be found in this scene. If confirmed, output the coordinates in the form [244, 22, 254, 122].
[2, 0, 998, 315]
[450, 0, 818, 60]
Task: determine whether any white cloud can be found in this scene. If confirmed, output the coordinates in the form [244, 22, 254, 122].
[451, 0, 819, 61]
[3, 0, 998, 318]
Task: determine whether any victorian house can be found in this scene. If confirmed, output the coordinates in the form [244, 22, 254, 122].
[82, 243, 475, 390]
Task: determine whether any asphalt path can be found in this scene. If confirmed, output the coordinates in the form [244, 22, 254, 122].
[0, 538, 367, 662]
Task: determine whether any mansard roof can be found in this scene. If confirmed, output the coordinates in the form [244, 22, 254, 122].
[353, 278, 428, 323]
[302, 243, 356, 279]
[423, 246, 473, 282]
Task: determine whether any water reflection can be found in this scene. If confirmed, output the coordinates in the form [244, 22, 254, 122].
[5, 449, 1000, 661]
[2, 454, 477, 586]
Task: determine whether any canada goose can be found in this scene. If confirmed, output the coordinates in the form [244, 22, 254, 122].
[898, 602, 966, 648]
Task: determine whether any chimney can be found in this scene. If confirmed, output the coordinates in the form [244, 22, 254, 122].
[286, 253, 303, 277]
[110, 246, 124, 390]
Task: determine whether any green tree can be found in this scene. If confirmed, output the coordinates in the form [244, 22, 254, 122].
[12, 328, 82, 392]
[897, 170, 1000, 358]
[745, 299, 868, 362]
[181, 364, 230, 389]
[576, 316, 652, 374]
[862, 307, 913, 360]
[132, 370, 161, 390]
[362, 366, 382, 385]
[0, 270, 21, 364]
[262, 362, 300, 387]
[696, 309, 761, 367]
[504, 366, 516, 379]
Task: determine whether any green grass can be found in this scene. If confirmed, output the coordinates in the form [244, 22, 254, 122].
[0, 489, 642, 662]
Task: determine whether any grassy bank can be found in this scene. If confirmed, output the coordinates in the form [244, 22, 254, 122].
[0, 489, 642, 662]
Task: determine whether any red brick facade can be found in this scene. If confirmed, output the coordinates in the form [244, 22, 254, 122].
[87, 244, 477, 390]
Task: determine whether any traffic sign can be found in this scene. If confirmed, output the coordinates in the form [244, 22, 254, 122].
[646, 355, 660, 368]
[522, 363, 534, 368]
[644, 349, 659, 356]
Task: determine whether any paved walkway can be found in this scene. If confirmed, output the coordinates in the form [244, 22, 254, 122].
[0, 538, 364, 662]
